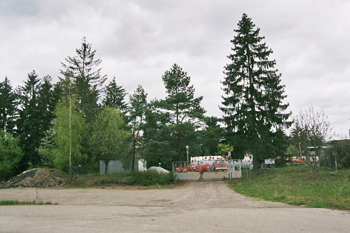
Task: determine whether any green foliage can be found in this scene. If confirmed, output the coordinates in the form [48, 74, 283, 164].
[16, 70, 42, 169]
[198, 116, 224, 156]
[286, 145, 299, 157]
[16, 72, 59, 171]
[128, 85, 148, 170]
[51, 96, 87, 172]
[126, 170, 174, 186]
[332, 139, 350, 168]
[103, 77, 127, 111]
[229, 167, 350, 210]
[64, 171, 174, 187]
[0, 77, 17, 134]
[0, 130, 23, 181]
[0, 200, 56, 205]
[90, 106, 130, 174]
[60, 37, 107, 124]
[38, 127, 55, 167]
[143, 64, 205, 168]
[65, 172, 128, 187]
[291, 105, 333, 161]
[220, 14, 290, 165]
[216, 143, 233, 156]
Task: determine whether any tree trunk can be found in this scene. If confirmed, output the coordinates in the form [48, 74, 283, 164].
[104, 160, 109, 175]
[132, 133, 136, 171]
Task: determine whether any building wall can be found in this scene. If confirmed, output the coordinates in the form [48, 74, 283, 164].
[99, 159, 147, 175]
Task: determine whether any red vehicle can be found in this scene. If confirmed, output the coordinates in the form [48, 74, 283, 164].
[195, 163, 210, 173]
[185, 164, 195, 172]
[213, 160, 227, 171]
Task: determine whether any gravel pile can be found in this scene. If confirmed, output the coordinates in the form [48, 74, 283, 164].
[1, 168, 65, 188]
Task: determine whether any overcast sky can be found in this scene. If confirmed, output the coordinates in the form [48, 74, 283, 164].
[1, 0, 350, 138]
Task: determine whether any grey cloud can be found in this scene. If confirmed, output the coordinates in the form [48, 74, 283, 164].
[1, 0, 350, 137]
[0, 0, 40, 17]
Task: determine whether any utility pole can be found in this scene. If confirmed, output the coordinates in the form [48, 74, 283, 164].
[186, 145, 189, 165]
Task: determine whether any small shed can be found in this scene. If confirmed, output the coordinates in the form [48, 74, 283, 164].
[99, 159, 146, 175]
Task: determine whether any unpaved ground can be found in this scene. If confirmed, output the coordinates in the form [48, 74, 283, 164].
[0, 181, 349, 232]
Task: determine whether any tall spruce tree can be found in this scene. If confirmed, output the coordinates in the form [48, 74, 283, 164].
[60, 37, 107, 123]
[16, 71, 41, 169]
[220, 13, 290, 167]
[0, 77, 17, 134]
[37, 75, 61, 138]
[17, 71, 58, 170]
[103, 77, 127, 112]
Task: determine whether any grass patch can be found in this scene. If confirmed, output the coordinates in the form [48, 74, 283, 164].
[65, 172, 131, 188]
[229, 167, 350, 210]
[65, 170, 174, 188]
[0, 200, 57, 205]
[126, 170, 174, 186]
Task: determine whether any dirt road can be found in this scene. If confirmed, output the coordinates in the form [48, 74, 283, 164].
[0, 181, 349, 232]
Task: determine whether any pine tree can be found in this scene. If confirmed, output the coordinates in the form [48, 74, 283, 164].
[0, 77, 18, 134]
[128, 85, 148, 170]
[220, 13, 290, 166]
[150, 64, 205, 163]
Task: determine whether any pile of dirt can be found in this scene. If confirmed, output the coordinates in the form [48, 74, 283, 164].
[2, 168, 66, 188]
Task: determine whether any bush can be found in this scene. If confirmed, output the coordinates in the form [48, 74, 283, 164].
[126, 170, 174, 186]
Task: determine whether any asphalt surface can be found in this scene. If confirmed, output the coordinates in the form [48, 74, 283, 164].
[0, 181, 349, 232]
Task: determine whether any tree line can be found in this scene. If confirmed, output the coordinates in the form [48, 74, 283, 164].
[1, 14, 349, 180]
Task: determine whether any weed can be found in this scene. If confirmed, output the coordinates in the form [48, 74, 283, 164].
[0, 200, 57, 205]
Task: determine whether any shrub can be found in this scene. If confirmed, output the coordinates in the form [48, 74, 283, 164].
[126, 170, 174, 186]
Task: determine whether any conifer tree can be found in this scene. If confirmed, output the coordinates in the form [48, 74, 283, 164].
[17, 71, 58, 170]
[103, 77, 127, 112]
[60, 37, 107, 123]
[220, 14, 290, 166]
[16, 71, 41, 169]
[128, 85, 148, 170]
[146, 64, 205, 165]
[0, 77, 17, 134]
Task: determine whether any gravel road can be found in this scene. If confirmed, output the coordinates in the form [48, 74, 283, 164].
[0, 181, 349, 232]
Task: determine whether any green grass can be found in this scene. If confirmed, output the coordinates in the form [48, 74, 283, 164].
[126, 170, 174, 186]
[229, 167, 350, 210]
[0, 200, 57, 205]
[66, 170, 174, 188]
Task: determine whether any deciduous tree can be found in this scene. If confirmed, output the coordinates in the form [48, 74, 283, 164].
[90, 106, 130, 174]
[291, 105, 334, 174]
[0, 130, 23, 181]
[52, 96, 86, 173]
